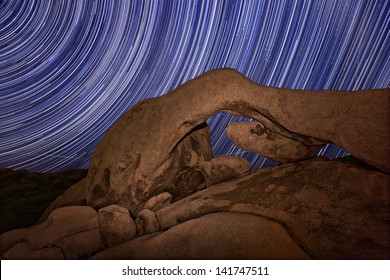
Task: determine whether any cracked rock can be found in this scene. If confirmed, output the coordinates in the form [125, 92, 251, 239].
[135, 209, 160, 236]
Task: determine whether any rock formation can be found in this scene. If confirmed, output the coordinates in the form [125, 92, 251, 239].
[153, 157, 390, 259]
[85, 68, 390, 215]
[1, 68, 389, 260]
[0, 206, 100, 259]
[90, 156, 389, 259]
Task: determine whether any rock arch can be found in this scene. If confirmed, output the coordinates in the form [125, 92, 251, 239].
[86, 68, 390, 213]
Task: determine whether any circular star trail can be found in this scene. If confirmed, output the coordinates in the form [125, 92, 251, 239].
[1, 0, 389, 172]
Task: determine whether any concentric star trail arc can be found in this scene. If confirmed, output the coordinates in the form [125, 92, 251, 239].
[0, 0, 389, 172]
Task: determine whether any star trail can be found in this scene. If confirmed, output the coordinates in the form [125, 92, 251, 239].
[0, 0, 389, 172]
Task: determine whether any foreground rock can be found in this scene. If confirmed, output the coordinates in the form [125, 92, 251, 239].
[143, 192, 172, 212]
[0, 206, 101, 259]
[90, 158, 390, 259]
[85, 68, 390, 215]
[124, 157, 388, 260]
[93, 212, 309, 260]
[2, 157, 389, 259]
[135, 209, 160, 236]
[199, 156, 251, 187]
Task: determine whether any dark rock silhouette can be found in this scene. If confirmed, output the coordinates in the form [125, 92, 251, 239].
[1, 69, 389, 260]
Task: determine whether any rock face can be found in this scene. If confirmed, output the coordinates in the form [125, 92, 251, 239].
[199, 156, 251, 187]
[85, 68, 390, 214]
[143, 192, 172, 212]
[0, 206, 101, 259]
[3, 157, 389, 259]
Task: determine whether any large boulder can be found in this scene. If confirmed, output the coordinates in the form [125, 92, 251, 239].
[92, 212, 310, 260]
[0, 206, 101, 259]
[85, 68, 390, 215]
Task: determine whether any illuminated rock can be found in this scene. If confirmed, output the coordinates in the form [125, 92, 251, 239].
[85, 68, 390, 215]
[199, 155, 251, 187]
[226, 121, 322, 162]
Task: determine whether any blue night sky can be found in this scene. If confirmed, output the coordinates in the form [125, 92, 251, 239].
[0, 0, 389, 172]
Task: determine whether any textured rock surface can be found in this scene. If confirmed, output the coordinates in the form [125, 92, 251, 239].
[199, 156, 251, 186]
[0, 206, 101, 259]
[2, 157, 389, 259]
[98, 205, 136, 249]
[92, 212, 310, 260]
[85, 68, 390, 214]
[87, 122, 213, 214]
[226, 121, 323, 162]
[154, 157, 390, 259]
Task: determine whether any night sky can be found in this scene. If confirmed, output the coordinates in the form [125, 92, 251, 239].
[1, 0, 389, 172]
